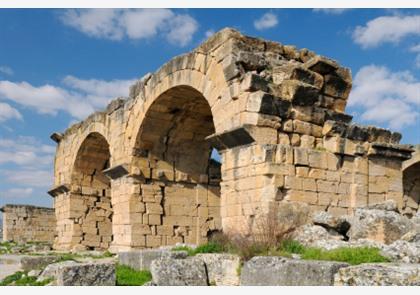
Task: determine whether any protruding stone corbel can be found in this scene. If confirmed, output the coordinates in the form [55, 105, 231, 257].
[205, 125, 256, 151]
[50, 132, 63, 143]
[47, 184, 70, 197]
[368, 143, 414, 160]
[103, 164, 129, 180]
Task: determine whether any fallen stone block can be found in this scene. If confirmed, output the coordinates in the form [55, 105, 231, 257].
[150, 258, 208, 286]
[38, 259, 115, 286]
[0, 254, 58, 271]
[118, 249, 188, 271]
[195, 253, 241, 286]
[348, 208, 414, 244]
[240, 256, 348, 286]
[381, 240, 420, 264]
[334, 263, 420, 286]
[292, 224, 345, 249]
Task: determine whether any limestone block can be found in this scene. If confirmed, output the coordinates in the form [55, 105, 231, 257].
[195, 253, 241, 286]
[302, 178, 317, 191]
[146, 203, 163, 215]
[146, 235, 162, 247]
[308, 150, 328, 169]
[294, 147, 309, 166]
[148, 214, 162, 225]
[317, 180, 338, 193]
[334, 263, 420, 286]
[151, 258, 208, 286]
[241, 256, 348, 286]
[349, 207, 415, 244]
[274, 80, 319, 106]
[290, 133, 300, 146]
[119, 249, 188, 271]
[38, 260, 116, 286]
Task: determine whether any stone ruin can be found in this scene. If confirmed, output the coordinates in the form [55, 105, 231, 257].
[1, 205, 56, 244]
[34, 28, 419, 252]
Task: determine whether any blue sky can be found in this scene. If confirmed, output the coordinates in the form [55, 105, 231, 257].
[0, 8, 419, 210]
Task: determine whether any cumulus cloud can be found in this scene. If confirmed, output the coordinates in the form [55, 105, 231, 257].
[313, 8, 350, 15]
[1, 188, 34, 198]
[0, 76, 135, 120]
[60, 9, 198, 46]
[0, 136, 55, 167]
[2, 170, 53, 188]
[0, 136, 55, 191]
[0, 66, 14, 76]
[254, 12, 278, 30]
[409, 43, 420, 68]
[0, 102, 22, 122]
[349, 65, 420, 129]
[353, 15, 420, 49]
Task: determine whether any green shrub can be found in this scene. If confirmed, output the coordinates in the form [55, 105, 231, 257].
[193, 242, 225, 254]
[116, 265, 152, 286]
[172, 242, 225, 256]
[57, 253, 80, 262]
[0, 271, 52, 286]
[171, 245, 195, 256]
[280, 239, 306, 254]
[300, 246, 390, 265]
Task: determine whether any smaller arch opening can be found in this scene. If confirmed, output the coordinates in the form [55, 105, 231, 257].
[71, 132, 113, 250]
[403, 161, 420, 216]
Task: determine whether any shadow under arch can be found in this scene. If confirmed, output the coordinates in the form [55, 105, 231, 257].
[402, 160, 420, 216]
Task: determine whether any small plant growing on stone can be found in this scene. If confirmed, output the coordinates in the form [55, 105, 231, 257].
[300, 246, 390, 265]
[116, 264, 152, 286]
[0, 271, 52, 286]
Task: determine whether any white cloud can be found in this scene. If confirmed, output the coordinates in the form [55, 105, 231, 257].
[0, 136, 55, 190]
[410, 44, 420, 68]
[0, 102, 22, 122]
[1, 188, 33, 198]
[205, 29, 215, 38]
[0, 136, 55, 167]
[3, 170, 53, 188]
[62, 75, 136, 109]
[165, 14, 198, 46]
[313, 8, 350, 15]
[349, 65, 420, 129]
[60, 9, 198, 46]
[254, 12, 278, 30]
[0, 66, 14, 76]
[0, 76, 135, 120]
[353, 15, 420, 49]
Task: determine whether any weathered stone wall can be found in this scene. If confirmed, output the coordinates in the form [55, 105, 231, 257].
[1, 204, 56, 243]
[48, 28, 417, 251]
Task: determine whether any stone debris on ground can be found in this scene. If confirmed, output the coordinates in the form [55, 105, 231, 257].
[334, 263, 420, 286]
[37, 259, 116, 286]
[150, 257, 208, 286]
[240, 256, 349, 286]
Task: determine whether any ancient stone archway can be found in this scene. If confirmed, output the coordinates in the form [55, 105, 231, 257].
[49, 28, 415, 252]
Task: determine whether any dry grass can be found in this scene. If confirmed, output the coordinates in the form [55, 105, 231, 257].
[209, 203, 303, 260]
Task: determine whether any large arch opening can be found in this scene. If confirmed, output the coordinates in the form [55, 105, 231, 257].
[402, 161, 420, 216]
[132, 85, 221, 246]
[71, 132, 113, 250]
